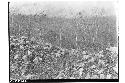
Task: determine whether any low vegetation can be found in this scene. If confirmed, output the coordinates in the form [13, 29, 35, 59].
[9, 14, 118, 79]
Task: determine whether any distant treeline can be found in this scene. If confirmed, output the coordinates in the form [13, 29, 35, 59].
[9, 14, 118, 52]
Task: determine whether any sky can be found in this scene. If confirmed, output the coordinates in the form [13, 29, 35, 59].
[9, 0, 117, 17]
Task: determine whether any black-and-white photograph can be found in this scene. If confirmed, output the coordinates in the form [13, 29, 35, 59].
[8, 0, 119, 82]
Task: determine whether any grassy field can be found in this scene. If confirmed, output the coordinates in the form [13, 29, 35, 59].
[9, 14, 117, 50]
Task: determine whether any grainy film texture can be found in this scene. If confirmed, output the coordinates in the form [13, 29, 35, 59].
[9, 1, 118, 81]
